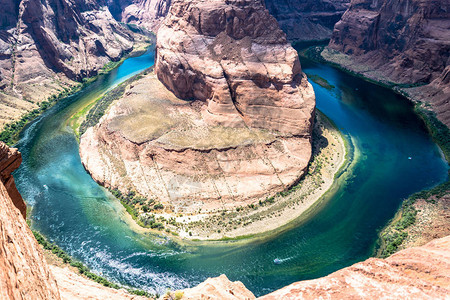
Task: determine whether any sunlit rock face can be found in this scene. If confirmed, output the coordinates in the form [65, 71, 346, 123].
[107, 0, 172, 30]
[80, 0, 315, 213]
[155, 0, 315, 136]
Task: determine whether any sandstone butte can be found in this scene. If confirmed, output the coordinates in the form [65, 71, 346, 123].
[80, 0, 316, 214]
[1, 142, 449, 299]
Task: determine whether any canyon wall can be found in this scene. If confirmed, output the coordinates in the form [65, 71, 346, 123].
[107, 0, 172, 30]
[327, 0, 450, 126]
[264, 0, 350, 42]
[0, 0, 137, 128]
[105, 0, 350, 41]
[0, 142, 61, 299]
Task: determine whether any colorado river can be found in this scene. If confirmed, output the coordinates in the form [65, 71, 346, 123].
[14, 47, 448, 296]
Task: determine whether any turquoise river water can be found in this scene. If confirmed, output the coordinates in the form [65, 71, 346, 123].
[13, 47, 448, 296]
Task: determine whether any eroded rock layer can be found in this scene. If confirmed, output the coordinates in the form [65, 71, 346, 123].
[328, 0, 450, 126]
[264, 0, 350, 42]
[155, 0, 315, 136]
[0, 0, 136, 128]
[81, 0, 315, 213]
[107, 0, 172, 30]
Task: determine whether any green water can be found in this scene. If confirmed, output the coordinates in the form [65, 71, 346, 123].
[13, 48, 448, 296]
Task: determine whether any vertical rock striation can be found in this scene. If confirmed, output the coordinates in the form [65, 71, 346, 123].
[264, 0, 350, 42]
[155, 0, 315, 136]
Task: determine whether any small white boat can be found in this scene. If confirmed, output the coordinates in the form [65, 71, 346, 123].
[273, 258, 282, 265]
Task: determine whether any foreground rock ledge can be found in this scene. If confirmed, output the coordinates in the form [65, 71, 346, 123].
[178, 236, 450, 299]
[80, 0, 315, 214]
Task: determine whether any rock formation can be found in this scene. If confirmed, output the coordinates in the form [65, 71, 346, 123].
[264, 0, 350, 42]
[80, 0, 315, 215]
[107, 0, 172, 30]
[0, 142, 61, 299]
[0, 142, 26, 218]
[327, 0, 450, 126]
[178, 235, 450, 299]
[0, 0, 137, 128]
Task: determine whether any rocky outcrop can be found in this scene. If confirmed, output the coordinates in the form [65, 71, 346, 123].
[107, 0, 171, 31]
[155, 0, 315, 136]
[177, 235, 450, 299]
[81, 0, 315, 217]
[178, 274, 255, 300]
[327, 0, 450, 126]
[0, 0, 137, 128]
[264, 0, 350, 42]
[0, 142, 26, 218]
[0, 143, 61, 299]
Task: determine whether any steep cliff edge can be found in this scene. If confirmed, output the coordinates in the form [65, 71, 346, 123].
[0, 142, 61, 299]
[0, 142, 26, 218]
[0, 0, 139, 129]
[80, 0, 315, 239]
[325, 0, 450, 126]
[264, 0, 350, 42]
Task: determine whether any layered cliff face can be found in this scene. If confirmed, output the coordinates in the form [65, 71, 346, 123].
[156, 0, 315, 135]
[80, 0, 315, 218]
[107, 0, 171, 30]
[0, 142, 61, 299]
[327, 0, 450, 126]
[0, 0, 136, 128]
[264, 0, 350, 42]
[0, 142, 26, 218]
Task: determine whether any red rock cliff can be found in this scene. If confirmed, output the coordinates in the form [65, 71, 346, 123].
[155, 0, 315, 136]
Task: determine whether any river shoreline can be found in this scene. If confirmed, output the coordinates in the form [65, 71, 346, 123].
[298, 44, 450, 258]
[0, 39, 152, 147]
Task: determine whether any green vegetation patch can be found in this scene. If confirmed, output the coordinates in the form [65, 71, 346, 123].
[378, 106, 450, 258]
[307, 74, 335, 90]
[0, 85, 82, 145]
[78, 67, 153, 137]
